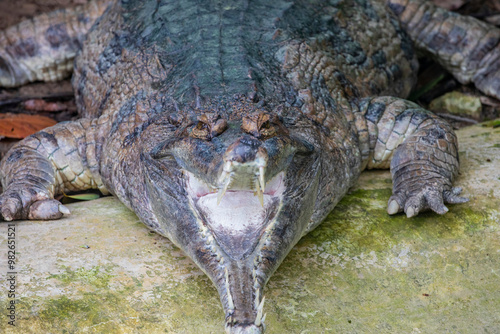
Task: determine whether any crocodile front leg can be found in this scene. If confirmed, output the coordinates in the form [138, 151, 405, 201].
[388, 0, 500, 99]
[0, 119, 108, 221]
[356, 96, 468, 217]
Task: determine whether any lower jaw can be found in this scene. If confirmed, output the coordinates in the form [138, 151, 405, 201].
[194, 190, 280, 260]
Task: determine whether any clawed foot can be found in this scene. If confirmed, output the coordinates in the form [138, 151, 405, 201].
[0, 186, 70, 221]
[387, 185, 469, 218]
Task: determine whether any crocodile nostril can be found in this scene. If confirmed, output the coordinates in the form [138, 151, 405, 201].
[223, 137, 266, 164]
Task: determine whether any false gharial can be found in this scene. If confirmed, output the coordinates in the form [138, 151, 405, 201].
[1, 0, 499, 332]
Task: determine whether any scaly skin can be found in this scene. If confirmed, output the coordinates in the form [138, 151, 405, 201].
[0, 0, 109, 87]
[388, 0, 500, 100]
[0, 0, 495, 332]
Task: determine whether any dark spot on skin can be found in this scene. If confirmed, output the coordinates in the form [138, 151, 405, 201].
[110, 96, 138, 136]
[122, 116, 163, 147]
[389, 17, 415, 61]
[395, 109, 413, 123]
[390, 64, 402, 81]
[409, 109, 431, 125]
[448, 25, 466, 44]
[388, 3, 405, 16]
[371, 50, 386, 68]
[428, 128, 446, 140]
[369, 82, 381, 95]
[96, 86, 113, 117]
[6, 38, 37, 58]
[37, 131, 58, 146]
[77, 13, 90, 25]
[97, 34, 123, 75]
[123, 129, 140, 147]
[420, 135, 434, 145]
[333, 71, 359, 98]
[74, 68, 87, 111]
[426, 32, 448, 53]
[45, 23, 70, 48]
[365, 102, 386, 123]
[354, 0, 379, 20]
[6, 150, 23, 163]
[329, 29, 367, 65]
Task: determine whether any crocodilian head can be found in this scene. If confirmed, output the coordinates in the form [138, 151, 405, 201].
[142, 108, 321, 333]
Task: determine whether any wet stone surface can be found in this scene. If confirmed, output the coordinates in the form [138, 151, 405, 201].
[0, 122, 499, 333]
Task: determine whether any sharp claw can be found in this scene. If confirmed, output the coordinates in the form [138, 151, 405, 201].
[440, 205, 449, 214]
[1, 204, 14, 221]
[406, 206, 416, 218]
[387, 199, 400, 215]
[2, 211, 13, 221]
[59, 204, 71, 216]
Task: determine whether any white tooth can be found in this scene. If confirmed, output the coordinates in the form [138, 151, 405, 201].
[254, 289, 260, 310]
[218, 170, 229, 184]
[255, 296, 266, 326]
[225, 268, 235, 311]
[223, 161, 233, 172]
[259, 166, 266, 193]
[255, 178, 264, 207]
[217, 177, 231, 205]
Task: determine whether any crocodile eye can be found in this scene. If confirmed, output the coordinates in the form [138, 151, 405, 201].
[195, 121, 209, 131]
[190, 113, 227, 140]
[242, 111, 288, 140]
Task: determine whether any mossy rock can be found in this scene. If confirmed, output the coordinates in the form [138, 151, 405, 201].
[429, 91, 482, 119]
[1, 122, 499, 333]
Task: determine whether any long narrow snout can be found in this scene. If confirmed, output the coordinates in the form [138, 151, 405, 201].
[143, 113, 321, 332]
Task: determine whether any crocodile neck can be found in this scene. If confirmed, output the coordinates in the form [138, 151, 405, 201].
[120, 0, 294, 104]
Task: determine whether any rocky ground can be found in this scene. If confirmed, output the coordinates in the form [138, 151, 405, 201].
[0, 122, 498, 334]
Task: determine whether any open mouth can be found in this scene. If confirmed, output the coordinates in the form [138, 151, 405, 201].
[184, 171, 286, 259]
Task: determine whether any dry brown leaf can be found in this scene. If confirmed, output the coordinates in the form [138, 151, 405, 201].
[0, 113, 57, 139]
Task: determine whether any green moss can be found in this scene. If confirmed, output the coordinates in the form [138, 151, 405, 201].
[47, 266, 113, 289]
[302, 188, 489, 256]
[38, 293, 122, 328]
[471, 131, 491, 138]
[263, 186, 500, 333]
[2, 265, 223, 333]
[481, 119, 500, 128]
